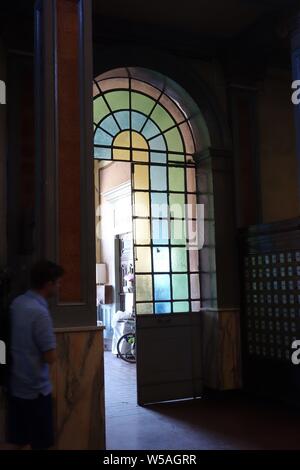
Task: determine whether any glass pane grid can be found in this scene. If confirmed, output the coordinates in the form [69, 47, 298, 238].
[94, 70, 201, 315]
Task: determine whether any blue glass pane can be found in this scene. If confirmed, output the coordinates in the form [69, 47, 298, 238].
[150, 152, 167, 163]
[94, 147, 111, 159]
[155, 302, 171, 314]
[153, 247, 170, 272]
[114, 111, 130, 130]
[154, 274, 171, 300]
[142, 120, 160, 139]
[150, 166, 167, 191]
[151, 193, 168, 218]
[152, 219, 169, 245]
[94, 128, 113, 146]
[100, 115, 119, 136]
[131, 111, 147, 132]
[149, 135, 166, 151]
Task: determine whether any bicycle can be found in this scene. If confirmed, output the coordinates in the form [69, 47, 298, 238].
[117, 323, 136, 364]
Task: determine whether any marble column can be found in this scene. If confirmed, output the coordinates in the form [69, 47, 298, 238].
[291, 11, 300, 201]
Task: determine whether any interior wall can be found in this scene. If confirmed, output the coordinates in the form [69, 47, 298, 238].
[258, 68, 299, 223]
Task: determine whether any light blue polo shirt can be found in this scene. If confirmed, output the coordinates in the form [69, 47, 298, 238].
[9, 290, 56, 399]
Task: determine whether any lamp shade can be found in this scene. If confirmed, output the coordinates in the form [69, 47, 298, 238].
[96, 263, 107, 284]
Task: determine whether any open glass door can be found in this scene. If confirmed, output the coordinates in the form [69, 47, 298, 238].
[93, 67, 204, 405]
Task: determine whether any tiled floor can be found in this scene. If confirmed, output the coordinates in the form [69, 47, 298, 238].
[104, 351, 300, 450]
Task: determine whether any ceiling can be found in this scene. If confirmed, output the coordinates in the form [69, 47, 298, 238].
[92, 0, 298, 38]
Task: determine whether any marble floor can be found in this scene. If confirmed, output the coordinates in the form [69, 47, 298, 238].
[104, 351, 300, 450]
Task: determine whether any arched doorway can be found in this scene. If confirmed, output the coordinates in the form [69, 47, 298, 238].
[93, 67, 212, 405]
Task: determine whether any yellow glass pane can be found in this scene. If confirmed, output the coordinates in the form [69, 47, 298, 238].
[114, 131, 130, 148]
[136, 303, 153, 314]
[135, 247, 152, 273]
[135, 219, 150, 245]
[132, 131, 149, 162]
[113, 130, 130, 160]
[113, 148, 130, 160]
[132, 131, 148, 149]
[133, 150, 149, 162]
[133, 164, 149, 190]
[134, 192, 150, 217]
[136, 275, 153, 301]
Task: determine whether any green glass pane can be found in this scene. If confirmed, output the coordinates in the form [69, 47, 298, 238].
[172, 274, 188, 300]
[173, 301, 189, 312]
[151, 105, 175, 131]
[168, 153, 185, 163]
[105, 91, 129, 111]
[150, 166, 167, 191]
[165, 128, 184, 152]
[134, 192, 149, 217]
[154, 274, 171, 300]
[171, 248, 187, 272]
[136, 303, 153, 315]
[131, 92, 155, 115]
[135, 219, 150, 245]
[133, 165, 149, 190]
[171, 219, 186, 245]
[93, 96, 109, 124]
[169, 193, 185, 219]
[169, 167, 185, 192]
[155, 302, 171, 314]
[135, 247, 152, 273]
[136, 275, 152, 302]
[153, 247, 170, 273]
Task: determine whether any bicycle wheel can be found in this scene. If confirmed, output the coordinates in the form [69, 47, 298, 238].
[117, 333, 136, 364]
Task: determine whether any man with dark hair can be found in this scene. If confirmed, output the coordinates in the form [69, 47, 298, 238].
[7, 260, 64, 450]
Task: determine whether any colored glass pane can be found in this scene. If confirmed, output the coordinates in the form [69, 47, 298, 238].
[131, 111, 147, 132]
[134, 192, 149, 217]
[131, 92, 155, 115]
[171, 248, 187, 272]
[114, 110, 130, 130]
[154, 275, 171, 300]
[153, 247, 170, 273]
[135, 219, 150, 245]
[151, 105, 174, 131]
[135, 247, 152, 273]
[133, 165, 149, 190]
[172, 274, 188, 300]
[171, 219, 186, 245]
[152, 219, 169, 245]
[164, 128, 184, 152]
[136, 303, 153, 314]
[94, 96, 109, 123]
[190, 274, 200, 299]
[169, 167, 185, 191]
[136, 275, 152, 301]
[101, 115, 119, 135]
[151, 193, 168, 218]
[105, 90, 129, 110]
[155, 302, 171, 314]
[173, 302, 189, 312]
[150, 166, 167, 191]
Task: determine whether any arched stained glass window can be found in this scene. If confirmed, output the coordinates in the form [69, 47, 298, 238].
[94, 67, 204, 315]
